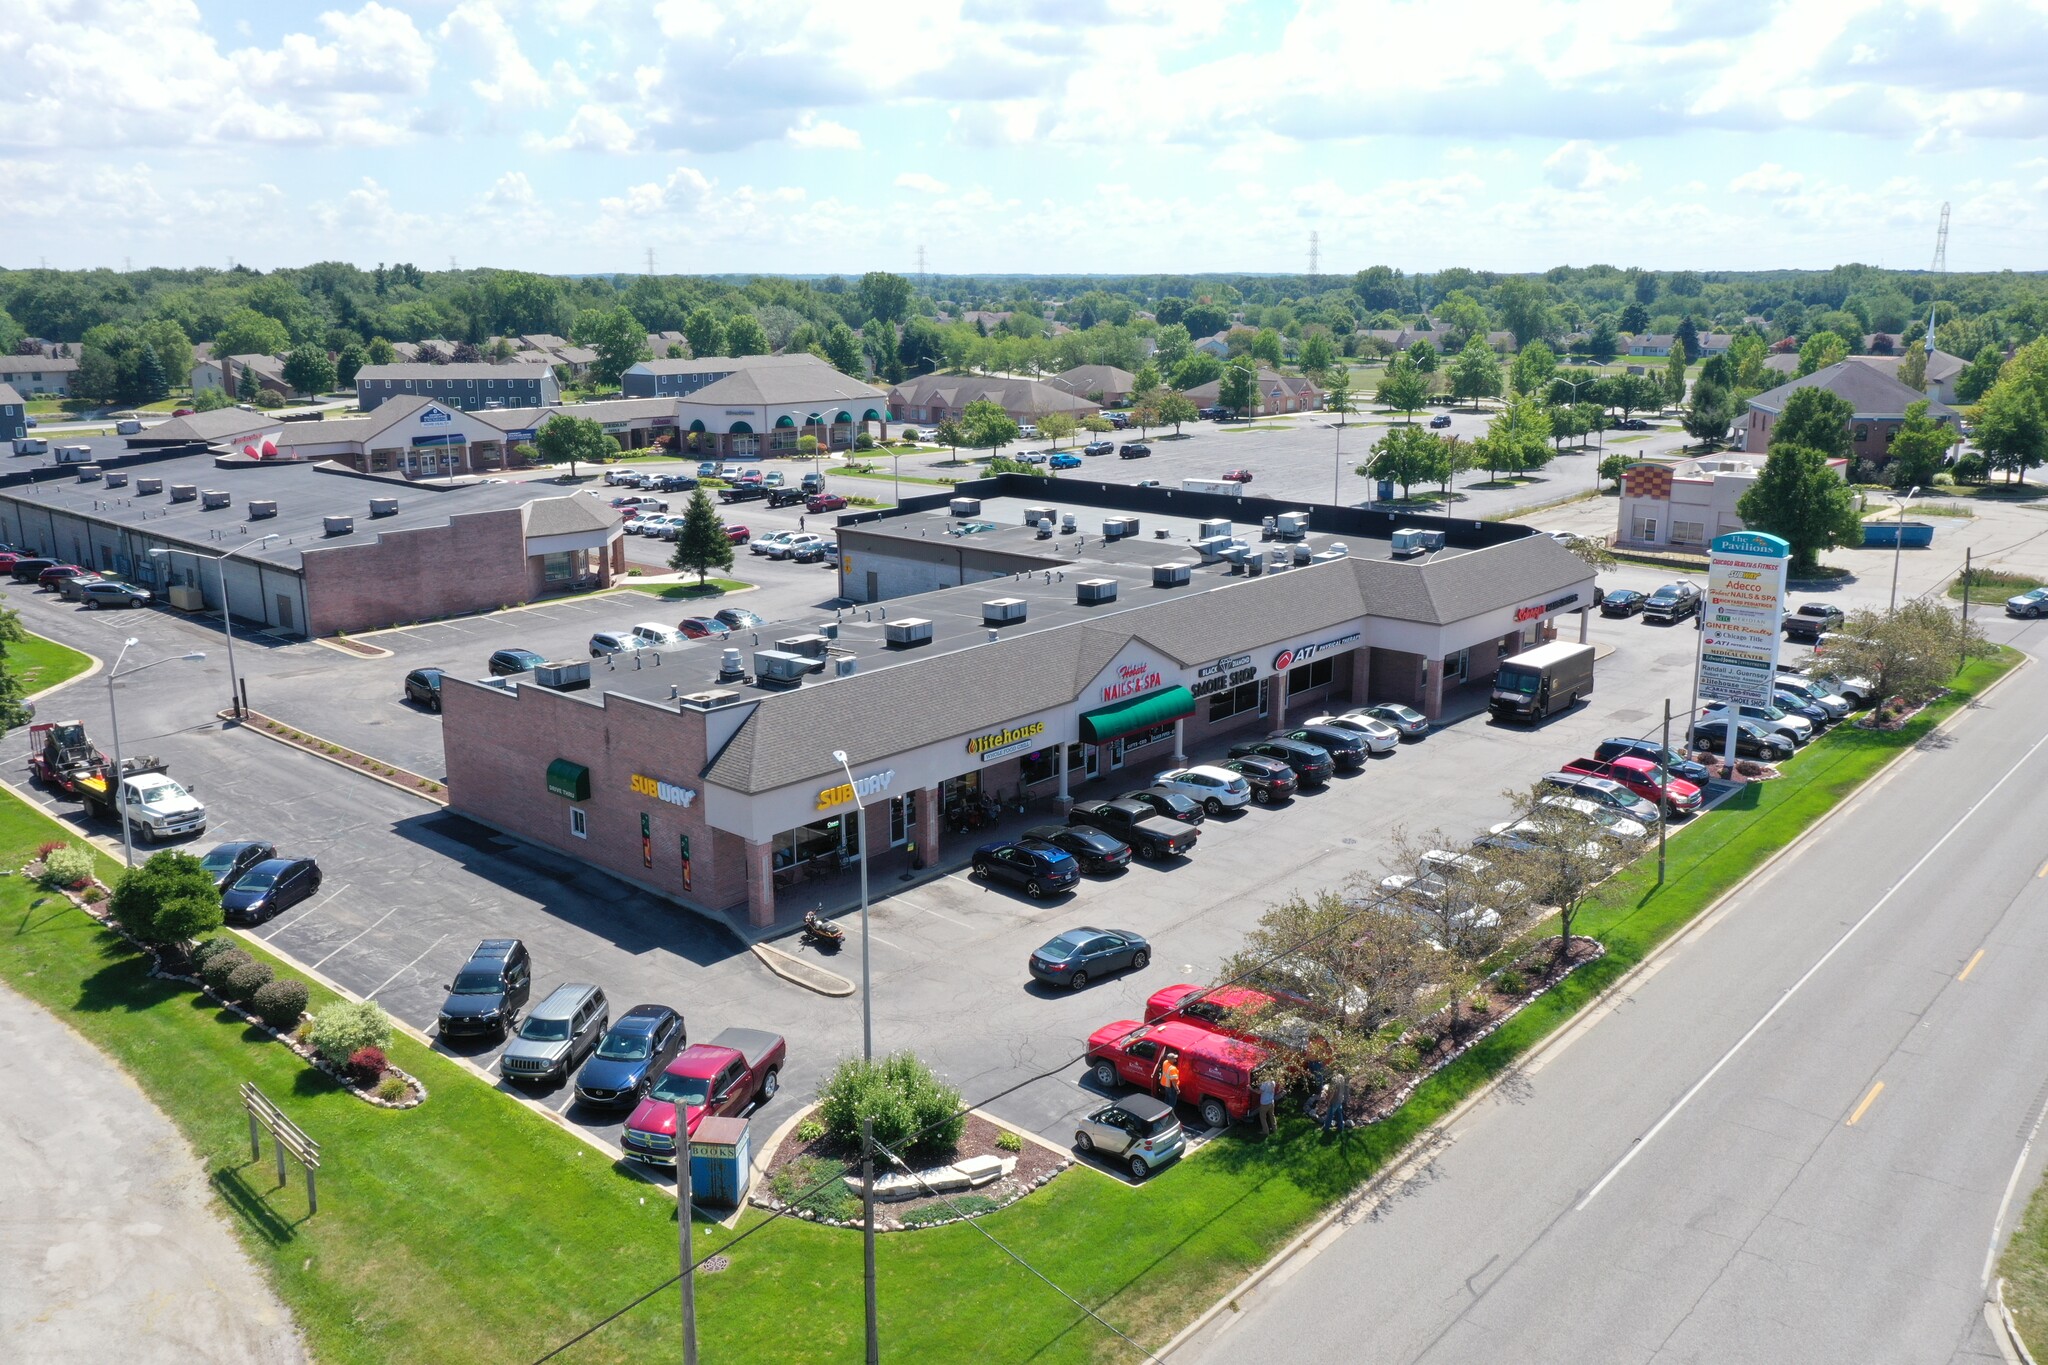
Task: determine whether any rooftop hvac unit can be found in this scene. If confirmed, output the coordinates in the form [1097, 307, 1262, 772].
[1312, 547, 1350, 564]
[982, 597, 1027, 625]
[1153, 562, 1191, 588]
[753, 650, 811, 685]
[1197, 517, 1231, 542]
[136, 478, 162, 495]
[200, 490, 231, 510]
[678, 689, 742, 710]
[775, 634, 830, 662]
[1275, 511, 1311, 540]
[717, 647, 744, 680]
[1101, 516, 1139, 540]
[1023, 506, 1055, 527]
[533, 660, 592, 690]
[247, 499, 277, 520]
[884, 617, 934, 648]
[1247, 555, 1265, 577]
[1060, 513, 1077, 533]
[948, 497, 981, 518]
[1076, 577, 1118, 605]
[1196, 535, 1233, 563]
[323, 515, 354, 537]
[835, 656, 859, 677]
[1037, 518, 1054, 538]
[104, 473, 128, 489]
[369, 497, 399, 517]
[1390, 527, 1444, 557]
[169, 484, 197, 502]
[76, 465, 102, 481]
[818, 621, 838, 639]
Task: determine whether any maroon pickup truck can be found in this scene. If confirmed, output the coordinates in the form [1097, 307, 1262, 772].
[620, 1027, 785, 1165]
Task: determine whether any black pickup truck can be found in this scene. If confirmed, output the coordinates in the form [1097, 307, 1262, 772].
[717, 484, 768, 504]
[1066, 798, 1197, 860]
[1782, 602, 1844, 642]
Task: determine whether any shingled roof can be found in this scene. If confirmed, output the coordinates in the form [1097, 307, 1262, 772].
[1746, 361, 1959, 420]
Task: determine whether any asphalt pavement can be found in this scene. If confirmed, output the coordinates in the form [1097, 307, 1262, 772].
[1179, 623, 2048, 1365]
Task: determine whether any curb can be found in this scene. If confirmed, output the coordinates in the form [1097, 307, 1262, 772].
[311, 636, 392, 660]
[25, 642, 102, 701]
[1158, 651, 2032, 1360]
[750, 941, 855, 996]
[230, 709, 448, 806]
[1999, 1279, 2040, 1365]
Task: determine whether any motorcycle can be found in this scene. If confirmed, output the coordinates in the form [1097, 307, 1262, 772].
[801, 911, 845, 951]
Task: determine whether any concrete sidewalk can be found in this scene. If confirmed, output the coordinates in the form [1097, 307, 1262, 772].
[0, 980, 304, 1365]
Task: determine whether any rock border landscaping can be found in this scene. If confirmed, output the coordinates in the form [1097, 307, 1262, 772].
[239, 709, 448, 805]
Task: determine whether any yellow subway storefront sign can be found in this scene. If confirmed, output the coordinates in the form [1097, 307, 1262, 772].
[965, 720, 1046, 762]
[816, 770, 895, 811]
[630, 773, 697, 808]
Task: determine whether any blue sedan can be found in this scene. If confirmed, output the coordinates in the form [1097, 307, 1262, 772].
[971, 841, 1080, 898]
[574, 1004, 686, 1107]
[1049, 452, 1082, 470]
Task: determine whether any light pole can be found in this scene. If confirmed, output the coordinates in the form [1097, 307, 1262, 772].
[830, 748, 879, 1365]
[106, 639, 206, 867]
[1888, 485, 1920, 613]
[149, 533, 277, 719]
[1552, 374, 1602, 482]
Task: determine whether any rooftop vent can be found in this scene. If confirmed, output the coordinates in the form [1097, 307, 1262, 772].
[1076, 577, 1118, 605]
[753, 650, 811, 686]
[1101, 516, 1139, 541]
[1153, 562, 1191, 588]
[136, 478, 162, 495]
[104, 472, 128, 489]
[1061, 513, 1077, 533]
[948, 497, 982, 518]
[982, 597, 1027, 626]
[369, 497, 399, 518]
[533, 660, 591, 691]
[323, 515, 354, 537]
[200, 490, 231, 510]
[169, 484, 197, 503]
[717, 648, 744, 681]
[884, 617, 934, 649]
[247, 499, 277, 520]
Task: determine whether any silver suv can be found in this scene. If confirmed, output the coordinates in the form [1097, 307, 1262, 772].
[500, 983, 608, 1084]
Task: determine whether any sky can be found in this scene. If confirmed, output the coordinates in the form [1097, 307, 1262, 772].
[4, 0, 2047, 276]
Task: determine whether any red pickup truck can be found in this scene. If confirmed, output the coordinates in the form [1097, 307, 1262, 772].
[1144, 984, 1279, 1040]
[620, 1027, 785, 1165]
[1561, 755, 1703, 814]
[1086, 1018, 1266, 1130]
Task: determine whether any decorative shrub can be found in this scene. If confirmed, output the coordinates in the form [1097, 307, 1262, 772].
[901, 1193, 999, 1227]
[854, 432, 876, 450]
[250, 978, 309, 1031]
[795, 1118, 825, 1143]
[347, 1045, 389, 1087]
[36, 839, 68, 861]
[374, 1075, 411, 1103]
[224, 960, 272, 1003]
[41, 844, 95, 889]
[772, 1154, 859, 1222]
[201, 949, 254, 994]
[190, 937, 236, 969]
[1469, 995, 1492, 1015]
[817, 1052, 966, 1164]
[1386, 1044, 1422, 1073]
[995, 1130, 1023, 1153]
[308, 999, 393, 1065]
[108, 850, 221, 944]
[1495, 968, 1528, 996]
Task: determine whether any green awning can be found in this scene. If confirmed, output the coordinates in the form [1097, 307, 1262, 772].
[546, 759, 590, 801]
[1079, 685, 1196, 745]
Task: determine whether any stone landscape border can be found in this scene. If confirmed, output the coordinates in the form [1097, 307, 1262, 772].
[236, 708, 448, 805]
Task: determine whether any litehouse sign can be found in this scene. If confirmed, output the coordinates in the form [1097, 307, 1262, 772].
[630, 773, 696, 808]
[816, 770, 895, 811]
[966, 721, 1045, 761]
[1101, 662, 1162, 702]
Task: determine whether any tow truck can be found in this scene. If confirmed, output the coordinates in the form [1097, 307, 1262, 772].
[28, 720, 206, 841]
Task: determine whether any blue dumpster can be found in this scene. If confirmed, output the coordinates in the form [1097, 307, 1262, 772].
[688, 1115, 751, 1207]
[1376, 478, 1395, 503]
[1862, 520, 1934, 548]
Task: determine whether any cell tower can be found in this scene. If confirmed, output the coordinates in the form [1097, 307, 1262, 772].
[1308, 231, 1320, 282]
[916, 244, 927, 284]
[645, 246, 656, 275]
[1923, 202, 1949, 392]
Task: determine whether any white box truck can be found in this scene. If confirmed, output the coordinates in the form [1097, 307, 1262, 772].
[1181, 478, 1244, 497]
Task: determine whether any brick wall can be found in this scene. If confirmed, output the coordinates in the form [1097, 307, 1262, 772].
[300, 507, 531, 635]
[441, 680, 738, 915]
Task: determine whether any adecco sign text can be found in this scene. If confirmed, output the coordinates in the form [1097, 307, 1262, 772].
[1272, 631, 1360, 672]
[630, 774, 697, 808]
[816, 770, 895, 811]
[1101, 661, 1162, 701]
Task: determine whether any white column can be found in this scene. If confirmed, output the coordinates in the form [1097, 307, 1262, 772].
[1172, 717, 1187, 764]
[1579, 608, 1590, 644]
[1056, 741, 1070, 807]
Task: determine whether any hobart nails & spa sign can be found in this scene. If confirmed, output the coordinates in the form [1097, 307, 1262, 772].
[1101, 661, 1163, 701]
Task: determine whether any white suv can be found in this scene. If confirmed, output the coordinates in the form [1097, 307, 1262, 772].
[1307, 711, 1400, 754]
[751, 531, 795, 557]
[588, 631, 648, 658]
[630, 622, 684, 648]
[769, 532, 825, 560]
[1150, 765, 1252, 814]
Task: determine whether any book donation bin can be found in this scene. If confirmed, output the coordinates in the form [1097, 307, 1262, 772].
[688, 1115, 751, 1207]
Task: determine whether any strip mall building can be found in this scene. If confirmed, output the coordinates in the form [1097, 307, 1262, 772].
[442, 479, 1596, 928]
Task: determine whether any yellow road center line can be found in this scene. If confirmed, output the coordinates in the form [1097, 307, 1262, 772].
[1960, 949, 1986, 981]
[2037, 857, 2048, 878]
[1846, 1081, 1885, 1127]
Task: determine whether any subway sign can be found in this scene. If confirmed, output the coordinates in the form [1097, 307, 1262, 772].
[630, 773, 697, 808]
[817, 769, 895, 811]
[966, 721, 1045, 757]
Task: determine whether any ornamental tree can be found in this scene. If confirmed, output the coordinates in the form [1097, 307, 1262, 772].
[1734, 443, 1861, 571]
[670, 488, 735, 586]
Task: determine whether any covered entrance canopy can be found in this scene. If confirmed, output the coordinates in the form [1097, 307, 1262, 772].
[1079, 686, 1196, 744]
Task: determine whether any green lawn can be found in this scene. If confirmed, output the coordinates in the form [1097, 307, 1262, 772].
[11, 629, 93, 694]
[0, 649, 2015, 1364]
[619, 578, 752, 600]
[2001, 1169, 2048, 1353]
[1950, 569, 2041, 601]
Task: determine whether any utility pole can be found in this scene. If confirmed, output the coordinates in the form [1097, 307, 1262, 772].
[1657, 699, 1670, 883]
[677, 1099, 698, 1365]
[1960, 547, 1973, 674]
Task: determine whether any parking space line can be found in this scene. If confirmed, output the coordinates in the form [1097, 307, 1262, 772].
[366, 934, 448, 999]
[256, 883, 348, 940]
[309, 903, 401, 969]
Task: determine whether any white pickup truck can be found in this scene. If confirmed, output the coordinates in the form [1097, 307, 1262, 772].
[119, 771, 207, 842]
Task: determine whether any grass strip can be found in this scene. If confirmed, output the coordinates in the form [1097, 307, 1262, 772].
[1950, 569, 2041, 602]
[2001, 1170, 2048, 1352]
[618, 578, 753, 600]
[11, 628, 94, 694]
[0, 649, 2016, 1364]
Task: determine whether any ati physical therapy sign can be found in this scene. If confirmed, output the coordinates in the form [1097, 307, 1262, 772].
[1699, 531, 1789, 710]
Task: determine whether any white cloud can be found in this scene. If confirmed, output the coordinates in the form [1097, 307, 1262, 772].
[441, 1, 551, 106]
[1541, 139, 1638, 190]
[599, 165, 716, 217]
[1730, 162, 1807, 196]
[480, 170, 539, 211]
[532, 104, 642, 153]
[787, 116, 862, 150]
[894, 172, 950, 194]
[234, 3, 434, 96]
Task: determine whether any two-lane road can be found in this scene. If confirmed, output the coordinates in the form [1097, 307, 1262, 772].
[1185, 644, 2048, 1365]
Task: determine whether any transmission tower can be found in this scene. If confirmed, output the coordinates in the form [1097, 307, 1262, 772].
[645, 246, 656, 275]
[916, 244, 927, 285]
[1923, 201, 1949, 379]
[1308, 231, 1320, 283]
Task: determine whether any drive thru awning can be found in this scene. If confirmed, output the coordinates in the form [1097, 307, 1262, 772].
[546, 759, 590, 800]
[1079, 685, 1196, 745]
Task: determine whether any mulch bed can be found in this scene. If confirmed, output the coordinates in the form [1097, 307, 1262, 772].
[242, 710, 447, 803]
[321, 635, 387, 658]
[756, 1110, 1068, 1231]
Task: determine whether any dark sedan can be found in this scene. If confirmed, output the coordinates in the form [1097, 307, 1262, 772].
[1222, 754, 1297, 803]
[716, 607, 765, 631]
[488, 648, 546, 676]
[1020, 824, 1131, 874]
[79, 581, 151, 610]
[199, 839, 275, 891]
[403, 667, 444, 710]
[1284, 724, 1366, 769]
[221, 856, 322, 925]
[1029, 927, 1150, 990]
[1117, 787, 1206, 825]
[574, 1004, 686, 1108]
[971, 841, 1080, 898]
[1229, 737, 1334, 785]
[1689, 718, 1794, 762]
[1599, 588, 1647, 618]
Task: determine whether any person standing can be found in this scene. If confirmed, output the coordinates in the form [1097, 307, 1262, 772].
[1257, 1073, 1278, 1136]
[1158, 1052, 1181, 1109]
[1309, 1078, 1332, 1127]
[1321, 1071, 1351, 1136]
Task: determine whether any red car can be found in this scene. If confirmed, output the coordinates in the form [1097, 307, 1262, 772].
[1086, 1017, 1266, 1130]
[37, 564, 91, 590]
[723, 525, 750, 544]
[1221, 469, 1254, 483]
[676, 617, 728, 639]
[1560, 755, 1703, 815]
[620, 1028, 785, 1165]
[172, 407, 194, 417]
[806, 493, 848, 513]
[1144, 983, 1278, 1041]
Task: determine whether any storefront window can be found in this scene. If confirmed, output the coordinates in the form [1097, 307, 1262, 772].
[775, 816, 846, 868]
[542, 552, 578, 586]
[1288, 658, 1336, 694]
[1208, 679, 1264, 722]
[1122, 723, 1174, 750]
[770, 430, 798, 451]
[1019, 749, 1058, 785]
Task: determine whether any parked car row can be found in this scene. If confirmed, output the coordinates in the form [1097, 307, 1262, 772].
[199, 839, 323, 926]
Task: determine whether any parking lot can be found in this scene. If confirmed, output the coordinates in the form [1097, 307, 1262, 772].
[10, 488, 2048, 1165]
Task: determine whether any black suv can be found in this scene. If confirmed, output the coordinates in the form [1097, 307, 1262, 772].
[1229, 737, 1334, 785]
[488, 648, 546, 676]
[438, 938, 533, 1040]
[1118, 442, 1152, 458]
[1283, 724, 1366, 769]
[1222, 754, 1297, 803]
[767, 487, 807, 507]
